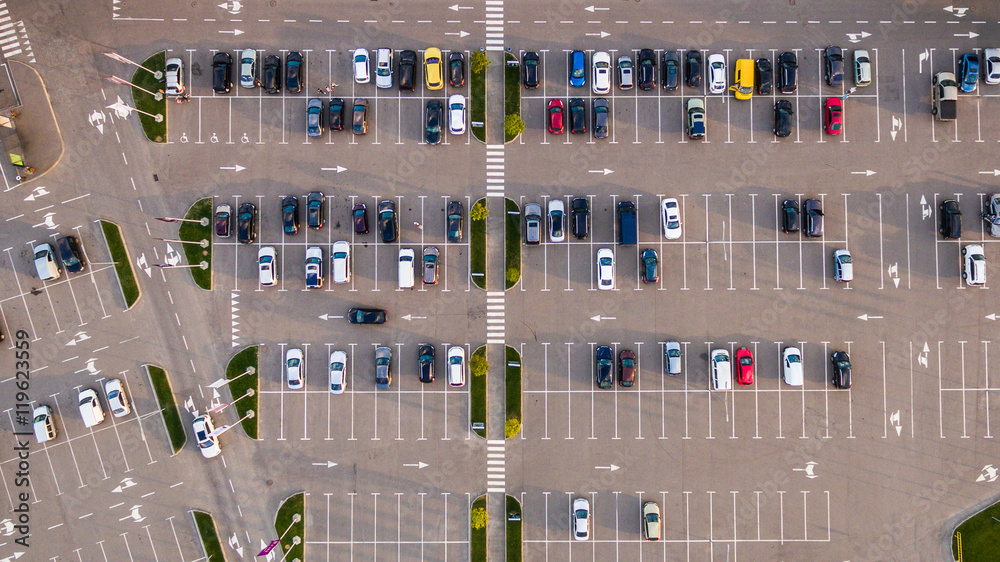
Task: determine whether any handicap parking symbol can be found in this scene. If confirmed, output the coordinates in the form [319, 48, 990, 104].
[179, 132, 189, 143]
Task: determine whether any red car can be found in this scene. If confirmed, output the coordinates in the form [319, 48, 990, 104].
[824, 97, 843, 135]
[548, 99, 565, 135]
[735, 347, 754, 385]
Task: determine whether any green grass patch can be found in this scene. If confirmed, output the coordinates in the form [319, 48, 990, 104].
[470, 345, 487, 438]
[504, 52, 522, 142]
[470, 198, 487, 290]
[504, 198, 521, 290]
[470, 495, 488, 562]
[471, 51, 488, 143]
[100, 220, 140, 309]
[226, 346, 260, 440]
[953, 499, 1000, 561]
[506, 495, 522, 562]
[145, 365, 186, 454]
[505, 346, 522, 439]
[192, 511, 226, 562]
[274, 492, 305, 561]
[130, 51, 167, 143]
[178, 198, 213, 290]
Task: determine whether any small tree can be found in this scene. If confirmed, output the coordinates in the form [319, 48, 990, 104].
[471, 506, 489, 530]
[470, 202, 489, 222]
[470, 353, 488, 378]
[506, 267, 519, 284]
[504, 113, 525, 138]
[505, 418, 521, 439]
[471, 51, 491, 74]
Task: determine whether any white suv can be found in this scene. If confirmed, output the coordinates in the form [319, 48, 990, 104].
[592, 51, 611, 94]
[447, 346, 466, 387]
[332, 241, 351, 284]
[710, 348, 731, 391]
[375, 47, 392, 88]
[258, 246, 278, 286]
[963, 244, 986, 286]
[353, 48, 370, 83]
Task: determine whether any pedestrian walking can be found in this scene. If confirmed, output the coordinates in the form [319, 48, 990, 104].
[413, 221, 423, 230]
[325, 86, 332, 93]
[317, 88, 324, 95]
[330, 81, 339, 88]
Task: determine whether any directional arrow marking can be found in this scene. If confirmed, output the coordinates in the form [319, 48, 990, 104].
[444, 31, 470, 38]
[857, 314, 883, 321]
[585, 5, 610, 11]
[979, 170, 1000, 176]
[320, 166, 347, 173]
[954, 32, 979, 38]
[585, 31, 611, 38]
[449, 4, 473, 10]
[588, 168, 614, 175]
[850, 170, 876, 176]
[403, 462, 429, 469]
[590, 315, 617, 322]
[220, 164, 246, 172]
[219, 29, 244, 36]
[312, 461, 338, 468]
[987, 313, 997, 321]
[319, 314, 344, 320]
[595, 464, 620, 471]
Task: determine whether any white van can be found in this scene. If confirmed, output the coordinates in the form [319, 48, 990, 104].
[33, 405, 57, 443]
[710, 349, 732, 391]
[398, 248, 415, 289]
[78, 389, 106, 428]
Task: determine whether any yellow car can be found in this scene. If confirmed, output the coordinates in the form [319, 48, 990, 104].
[424, 47, 444, 90]
[730, 58, 754, 100]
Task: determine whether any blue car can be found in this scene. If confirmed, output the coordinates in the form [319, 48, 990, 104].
[569, 50, 586, 87]
[960, 53, 979, 93]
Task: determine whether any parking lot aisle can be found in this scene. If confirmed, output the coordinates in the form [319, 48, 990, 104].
[48, 233, 86, 327]
[72, 225, 112, 319]
[71, 382, 110, 481]
[23, 242, 63, 334]
[703, 194, 712, 290]
[49, 395, 87, 488]
[1, 248, 39, 340]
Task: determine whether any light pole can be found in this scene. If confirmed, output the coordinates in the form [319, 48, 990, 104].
[211, 409, 255, 438]
[155, 262, 209, 270]
[208, 388, 255, 415]
[104, 52, 162, 80]
[156, 216, 211, 227]
[107, 101, 163, 123]
[207, 367, 256, 390]
[154, 237, 209, 248]
[276, 536, 302, 562]
[105, 75, 163, 101]
[271, 514, 302, 562]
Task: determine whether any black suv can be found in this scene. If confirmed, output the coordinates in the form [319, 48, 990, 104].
[596, 346, 613, 389]
[685, 51, 702, 88]
[803, 199, 823, 237]
[56, 236, 85, 274]
[262, 55, 281, 94]
[824, 46, 844, 86]
[773, 100, 793, 138]
[281, 195, 300, 235]
[418, 344, 436, 383]
[781, 199, 799, 233]
[755, 57, 772, 94]
[523, 51, 539, 88]
[237, 202, 257, 244]
[571, 197, 589, 239]
[307, 191, 325, 229]
[285, 51, 303, 94]
[212, 52, 233, 94]
[637, 48, 656, 90]
[777, 51, 797, 93]
[830, 351, 852, 389]
[939, 199, 962, 239]
[378, 200, 398, 243]
[399, 50, 417, 91]
[661, 51, 679, 91]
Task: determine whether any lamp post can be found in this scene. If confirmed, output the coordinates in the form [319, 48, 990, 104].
[155, 262, 209, 270]
[107, 101, 163, 123]
[211, 409, 255, 438]
[156, 216, 211, 226]
[105, 75, 163, 101]
[154, 237, 210, 248]
[208, 388, 255, 415]
[276, 536, 302, 562]
[104, 52, 163, 80]
[207, 367, 256, 390]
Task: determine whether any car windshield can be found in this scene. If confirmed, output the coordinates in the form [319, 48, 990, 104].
[354, 55, 365, 63]
[287, 358, 300, 368]
[354, 209, 365, 218]
[239, 212, 252, 221]
[260, 256, 272, 265]
[331, 383, 342, 391]
[740, 357, 752, 366]
[449, 356, 462, 365]
[836, 361, 849, 369]
[668, 219, 680, 228]
[972, 254, 985, 262]
[381, 211, 393, 220]
[425, 255, 437, 263]
[599, 257, 612, 266]
[787, 354, 801, 363]
[332, 362, 344, 371]
[622, 358, 634, 368]
[376, 357, 389, 365]
[420, 353, 434, 362]
[668, 349, 680, 357]
[646, 513, 659, 523]
[108, 390, 120, 400]
[401, 255, 412, 262]
[597, 359, 611, 368]
[575, 509, 588, 518]
[526, 59, 537, 66]
[552, 213, 563, 231]
[839, 254, 852, 264]
[34, 250, 47, 259]
[334, 251, 347, 259]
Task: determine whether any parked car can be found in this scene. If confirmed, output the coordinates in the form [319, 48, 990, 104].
[448, 51, 465, 87]
[56, 236, 85, 274]
[524, 203, 542, 244]
[399, 49, 417, 91]
[548, 200, 566, 242]
[307, 191, 325, 229]
[328, 98, 345, 131]
[802, 199, 823, 237]
[773, 99, 793, 138]
[824, 97, 843, 135]
[569, 50, 586, 87]
[329, 350, 348, 394]
[569, 97, 586, 134]
[592, 98, 609, 139]
[398, 248, 415, 289]
[348, 308, 387, 325]
[258, 246, 278, 286]
[963, 244, 986, 286]
[353, 98, 369, 134]
[959, 52, 979, 93]
[33, 243, 60, 281]
[447, 201, 464, 242]
[853, 49, 872, 86]
[824, 46, 844, 86]
[707, 53, 726, 94]
[592, 51, 611, 94]
[378, 200, 398, 243]
[662, 51, 679, 90]
[212, 52, 233, 94]
[781, 199, 799, 233]
[664, 341, 681, 376]
[735, 347, 754, 385]
[686, 98, 705, 140]
[418, 344, 435, 383]
[375, 47, 393, 89]
[306, 97, 324, 138]
[932, 73, 958, 122]
[939, 199, 962, 239]
[833, 249, 853, 282]
[353, 48, 370, 83]
[731, 58, 754, 100]
[710, 348, 732, 391]
[782, 346, 804, 386]
[619, 349, 636, 387]
[548, 99, 565, 134]
[830, 351, 852, 389]
[305, 246, 324, 288]
[755, 57, 772, 94]
[353, 203, 369, 234]
[422, 246, 440, 285]
[281, 195, 300, 235]
[262, 55, 281, 94]
[596, 248, 615, 290]
[640, 249, 658, 284]
[984, 194, 1000, 237]
[32, 405, 56, 443]
[618, 55, 634, 90]
[165, 57, 184, 96]
[662, 197, 682, 239]
[777, 51, 797, 93]
[984, 48, 1000, 85]
[78, 388, 106, 428]
[215, 204, 232, 237]
[448, 94, 466, 135]
[104, 378, 131, 417]
[638, 48, 656, 90]
[642, 502, 661, 541]
[685, 50, 702, 88]
[285, 51, 303, 93]
[425, 99, 443, 145]
[573, 498, 590, 540]
[447, 346, 466, 387]
[237, 202, 257, 243]
[332, 241, 351, 284]
[375, 346, 392, 389]
[522, 51, 539, 88]
[285, 348, 304, 389]
[571, 197, 589, 239]
[192, 415, 221, 458]
[239, 48, 256, 88]
[595, 346, 613, 389]
[424, 47, 444, 90]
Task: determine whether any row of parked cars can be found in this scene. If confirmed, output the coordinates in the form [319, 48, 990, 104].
[254, 243, 448, 288]
[284, 344, 467, 393]
[32, 236, 86, 281]
[571, 497, 663, 541]
[31, 379, 131, 443]
[304, 95, 467, 140]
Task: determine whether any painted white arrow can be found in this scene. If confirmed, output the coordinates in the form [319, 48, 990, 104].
[590, 315, 617, 322]
[986, 313, 997, 321]
[112, 477, 137, 493]
[449, 4, 473, 10]
[444, 31, 470, 37]
[857, 314, 883, 321]
[403, 462, 429, 469]
[954, 31, 979, 38]
[850, 170, 876, 176]
[979, 170, 1000, 176]
[401, 314, 428, 321]
[320, 166, 347, 173]
[23, 186, 49, 202]
[218, 29, 244, 36]
[588, 168, 614, 175]
[318, 314, 344, 320]
[229, 533, 244, 557]
[944, 5, 969, 17]
[595, 464, 619, 471]
[312, 461, 338, 468]
[585, 5, 610, 11]
[585, 31, 611, 38]
[219, 165, 245, 172]
[0, 552, 24, 562]
[846, 31, 871, 44]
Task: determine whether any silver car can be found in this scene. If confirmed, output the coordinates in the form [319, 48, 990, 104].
[524, 203, 542, 244]
[165, 57, 184, 96]
[664, 341, 681, 375]
[422, 246, 440, 285]
[375, 346, 392, 389]
[239, 48, 256, 88]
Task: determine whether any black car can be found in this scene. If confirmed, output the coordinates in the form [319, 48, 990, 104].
[830, 351, 852, 389]
[285, 51, 303, 94]
[348, 308, 387, 325]
[281, 195, 300, 235]
[662, 51, 679, 91]
[571, 197, 589, 239]
[328, 98, 345, 131]
[640, 248, 658, 284]
[781, 200, 799, 233]
[568, 97, 586, 134]
[824, 46, 844, 86]
[307, 191, 324, 229]
[378, 200, 398, 243]
[592, 98, 609, 139]
[399, 49, 417, 91]
[803, 199, 823, 237]
[353, 98, 368, 134]
[212, 52, 233, 94]
[773, 99, 793, 138]
[596, 345, 613, 389]
[939, 199, 962, 239]
[777, 51, 797, 93]
[755, 57, 772, 94]
[262, 54, 281, 94]
[523, 51, 539, 88]
[425, 99, 443, 145]
[447, 201, 464, 243]
[56, 236, 85, 274]
[237, 202, 257, 243]
[685, 51, 702, 88]
[448, 52, 465, 87]
[418, 344, 436, 383]
[637, 48, 656, 90]
[353, 203, 370, 234]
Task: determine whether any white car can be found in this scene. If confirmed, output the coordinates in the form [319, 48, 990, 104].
[258, 246, 278, 286]
[984, 48, 1000, 85]
[192, 415, 221, 458]
[708, 53, 726, 94]
[305, 246, 323, 289]
[833, 249, 853, 282]
[239, 48, 256, 88]
[664, 341, 682, 376]
[332, 241, 351, 284]
[33, 243, 60, 281]
[710, 348, 732, 391]
[548, 199, 566, 243]
[449, 94, 466, 135]
[782, 346, 804, 386]
[165, 57, 185, 96]
[447, 346, 466, 387]
[592, 51, 611, 94]
[375, 47, 392, 88]
[573, 498, 590, 540]
[661, 198, 682, 239]
[78, 388, 106, 428]
[353, 48, 371, 84]
[285, 348, 304, 389]
[596, 248, 615, 290]
[104, 378, 131, 417]
[963, 244, 986, 286]
[329, 350, 348, 394]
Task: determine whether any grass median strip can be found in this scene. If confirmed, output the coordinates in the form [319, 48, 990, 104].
[953, 499, 1000, 561]
[131, 51, 167, 143]
[100, 220, 140, 310]
[471, 50, 489, 143]
[470, 345, 487, 438]
[192, 511, 226, 562]
[178, 197, 213, 290]
[225, 345, 259, 440]
[506, 495, 522, 562]
[274, 492, 305, 561]
[145, 365, 186, 454]
[504, 52, 524, 142]
[470, 198, 487, 290]
[505, 346, 521, 439]
[504, 198, 520, 290]
[470, 495, 488, 562]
